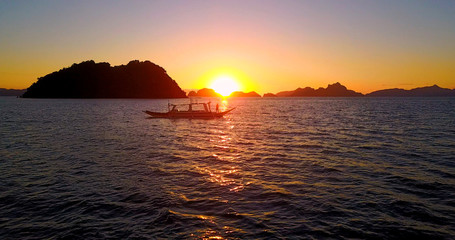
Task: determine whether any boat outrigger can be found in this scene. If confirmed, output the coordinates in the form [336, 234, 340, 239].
[143, 102, 235, 119]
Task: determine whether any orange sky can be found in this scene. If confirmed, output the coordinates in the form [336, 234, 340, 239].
[1, 1, 454, 94]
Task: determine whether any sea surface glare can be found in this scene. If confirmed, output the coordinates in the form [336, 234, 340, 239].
[1, 97, 454, 239]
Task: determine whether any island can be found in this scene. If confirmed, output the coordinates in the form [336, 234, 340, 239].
[0, 88, 26, 97]
[366, 85, 455, 97]
[276, 82, 363, 97]
[22, 60, 187, 98]
[263, 93, 277, 97]
[229, 91, 262, 98]
[186, 89, 261, 98]
[187, 88, 222, 98]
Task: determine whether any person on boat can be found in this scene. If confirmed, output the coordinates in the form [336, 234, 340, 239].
[216, 103, 219, 113]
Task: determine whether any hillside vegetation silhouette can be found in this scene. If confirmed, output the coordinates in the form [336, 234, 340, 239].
[22, 60, 187, 98]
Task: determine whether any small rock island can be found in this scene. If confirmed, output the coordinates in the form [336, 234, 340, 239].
[22, 60, 187, 98]
[188, 88, 222, 98]
[229, 91, 262, 97]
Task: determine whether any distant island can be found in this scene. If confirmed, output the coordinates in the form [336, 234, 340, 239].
[0, 88, 26, 96]
[22, 60, 187, 98]
[263, 93, 277, 97]
[188, 83, 455, 99]
[366, 85, 455, 97]
[229, 91, 261, 98]
[276, 82, 363, 97]
[269, 83, 454, 98]
[188, 88, 222, 98]
[187, 89, 261, 98]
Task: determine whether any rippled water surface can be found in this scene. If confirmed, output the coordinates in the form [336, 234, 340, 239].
[1, 97, 455, 239]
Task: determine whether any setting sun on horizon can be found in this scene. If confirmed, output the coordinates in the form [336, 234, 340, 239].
[192, 66, 258, 96]
[209, 75, 240, 96]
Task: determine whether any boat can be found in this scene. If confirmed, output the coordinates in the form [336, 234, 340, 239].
[143, 102, 235, 119]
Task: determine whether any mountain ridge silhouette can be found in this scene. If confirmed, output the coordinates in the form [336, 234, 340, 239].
[366, 84, 455, 97]
[0, 88, 26, 96]
[12, 61, 455, 98]
[276, 82, 363, 97]
[22, 60, 187, 98]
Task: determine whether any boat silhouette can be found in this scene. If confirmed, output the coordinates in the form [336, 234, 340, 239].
[144, 102, 235, 119]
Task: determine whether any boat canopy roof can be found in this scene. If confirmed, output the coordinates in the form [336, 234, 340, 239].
[168, 101, 213, 112]
[168, 102, 211, 107]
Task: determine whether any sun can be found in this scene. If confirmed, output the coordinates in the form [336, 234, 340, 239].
[209, 75, 240, 96]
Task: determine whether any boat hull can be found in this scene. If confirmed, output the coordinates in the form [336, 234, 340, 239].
[143, 108, 235, 119]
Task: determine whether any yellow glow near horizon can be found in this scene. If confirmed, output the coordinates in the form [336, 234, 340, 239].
[209, 75, 240, 96]
[192, 67, 258, 95]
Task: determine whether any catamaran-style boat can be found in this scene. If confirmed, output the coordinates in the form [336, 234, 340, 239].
[143, 102, 235, 119]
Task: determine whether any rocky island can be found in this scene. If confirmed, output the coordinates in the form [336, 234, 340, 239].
[188, 88, 222, 98]
[263, 93, 277, 97]
[0, 88, 26, 96]
[366, 85, 455, 97]
[187, 89, 261, 98]
[229, 91, 261, 97]
[276, 82, 363, 97]
[22, 60, 187, 98]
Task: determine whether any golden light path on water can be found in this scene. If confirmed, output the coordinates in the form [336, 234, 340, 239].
[175, 99, 295, 239]
[162, 99, 249, 239]
[206, 123, 248, 193]
[195, 118, 243, 239]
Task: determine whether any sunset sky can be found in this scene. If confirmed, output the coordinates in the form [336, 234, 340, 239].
[1, 0, 454, 94]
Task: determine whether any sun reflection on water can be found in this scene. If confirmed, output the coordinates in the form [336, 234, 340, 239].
[166, 100, 252, 238]
[191, 230, 225, 240]
[204, 121, 247, 192]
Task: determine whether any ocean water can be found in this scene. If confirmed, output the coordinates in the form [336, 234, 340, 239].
[1, 97, 454, 239]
